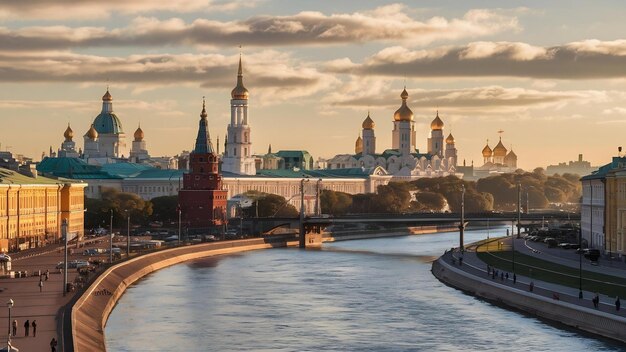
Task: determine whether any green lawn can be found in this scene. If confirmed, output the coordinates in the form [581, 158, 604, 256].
[477, 251, 626, 298]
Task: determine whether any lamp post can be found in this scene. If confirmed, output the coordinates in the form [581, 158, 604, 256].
[61, 219, 68, 296]
[109, 209, 113, 264]
[517, 183, 521, 239]
[459, 184, 465, 251]
[124, 210, 130, 258]
[178, 205, 182, 246]
[7, 299, 13, 342]
[579, 226, 583, 299]
[299, 178, 310, 248]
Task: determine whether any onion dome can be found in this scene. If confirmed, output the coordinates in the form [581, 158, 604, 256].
[355, 136, 363, 154]
[231, 55, 249, 100]
[362, 112, 375, 129]
[134, 124, 144, 141]
[431, 111, 444, 130]
[482, 141, 492, 157]
[64, 123, 74, 141]
[446, 133, 455, 145]
[85, 124, 98, 140]
[393, 87, 414, 122]
[506, 149, 517, 159]
[493, 138, 508, 157]
[102, 88, 112, 101]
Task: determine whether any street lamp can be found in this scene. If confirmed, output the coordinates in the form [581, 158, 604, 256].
[109, 209, 113, 264]
[124, 210, 130, 258]
[177, 205, 182, 246]
[299, 178, 310, 248]
[459, 184, 465, 251]
[7, 299, 13, 341]
[62, 219, 68, 296]
[579, 225, 583, 299]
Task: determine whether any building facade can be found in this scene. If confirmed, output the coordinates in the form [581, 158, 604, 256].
[178, 100, 228, 230]
[222, 56, 256, 175]
[0, 168, 86, 252]
[547, 154, 597, 176]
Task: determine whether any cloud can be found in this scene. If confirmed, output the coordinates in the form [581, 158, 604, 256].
[0, 50, 338, 100]
[327, 40, 626, 79]
[0, 0, 256, 20]
[325, 81, 608, 115]
[0, 7, 519, 50]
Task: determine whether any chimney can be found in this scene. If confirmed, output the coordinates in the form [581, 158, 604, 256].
[578, 154, 583, 162]
[620, 147, 623, 157]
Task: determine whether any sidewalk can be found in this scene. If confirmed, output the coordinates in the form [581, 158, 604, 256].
[0, 237, 111, 351]
[447, 243, 625, 318]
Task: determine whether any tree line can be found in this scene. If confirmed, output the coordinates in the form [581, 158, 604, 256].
[322, 169, 581, 215]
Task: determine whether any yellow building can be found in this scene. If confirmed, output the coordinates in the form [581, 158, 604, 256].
[605, 168, 626, 256]
[0, 168, 86, 252]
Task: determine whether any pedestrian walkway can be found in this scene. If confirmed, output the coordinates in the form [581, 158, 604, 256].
[446, 243, 626, 318]
[0, 237, 110, 351]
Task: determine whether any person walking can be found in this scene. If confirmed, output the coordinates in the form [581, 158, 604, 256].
[616, 296, 621, 311]
[45, 269, 50, 281]
[32, 320, 37, 337]
[24, 319, 29, 337]
[12, 319, 17, 337]
[529, 281, 534, 292]
[513, 273, 517, 284]
[39, 279, 44, 292]
[50, 337, 58, 352]
[593, 293, 600, 309]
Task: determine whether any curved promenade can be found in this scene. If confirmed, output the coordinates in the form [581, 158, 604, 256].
[432, 248, 626, 344]
[71, 238, 292, 352]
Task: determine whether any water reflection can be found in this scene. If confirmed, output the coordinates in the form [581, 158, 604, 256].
[106, 227, 622, 352]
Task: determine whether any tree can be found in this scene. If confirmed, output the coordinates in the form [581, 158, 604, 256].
[242, 191, 298, 217]
[100, 188, 153, 225]
[150, 196, 179, 223]
[375, 182, 412, 213]
[321, 190, 353, 215]
[414, 191, 446, 211]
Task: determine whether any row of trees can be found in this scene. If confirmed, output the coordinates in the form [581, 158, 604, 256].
[85, 169, 582, 226]
[320, 169, 581, 215]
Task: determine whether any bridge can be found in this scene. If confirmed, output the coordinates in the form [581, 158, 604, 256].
[240, 211, 580, 247]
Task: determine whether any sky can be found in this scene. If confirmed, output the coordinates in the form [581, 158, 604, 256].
[1, 1, 626, 170]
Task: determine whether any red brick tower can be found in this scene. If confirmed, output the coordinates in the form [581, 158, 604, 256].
[178, 99, 228, 230]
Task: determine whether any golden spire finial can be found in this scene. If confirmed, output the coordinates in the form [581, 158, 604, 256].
[201, 96, 207, 118]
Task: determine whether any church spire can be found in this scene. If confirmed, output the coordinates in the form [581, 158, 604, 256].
[193, 97, 214, 154]
[231, 53, 249, 100]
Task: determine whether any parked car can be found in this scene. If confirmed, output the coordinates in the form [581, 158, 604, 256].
[584, 249, 601, 261]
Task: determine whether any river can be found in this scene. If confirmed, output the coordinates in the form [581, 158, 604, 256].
[106, 227, 623, 351]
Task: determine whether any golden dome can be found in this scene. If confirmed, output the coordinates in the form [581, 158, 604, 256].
[393, 87, 413, 122]
[231, 56, 249, 100]
[102, 88, 112, 101]
[64, 123, 74, 141]
[85, 124, 98, 140]
[355, 136, 363, 154]
[493, 138, 508, 157]
[431, 111, 444, 130]
[506, 149, 517, 159]
[362, 112, 375, 129]
[134, 125, 144, 141]
[446, 133, 455, 145]
[482, 142, 492, 157]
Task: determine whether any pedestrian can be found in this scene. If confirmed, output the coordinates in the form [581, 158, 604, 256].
[492, 270, 495, 279]
[24, 319, 29, 337]
[12, 319, 17, 336]
[45, 269, 50, 281]
[500, 272, 504, 281]
[459, 256, 463, 266]
[513, 273, 517, 284]
[593, 293, 599, 309]
[616, 296, 621, 311]
[50, 337, 58, 352]
[39, 279, 44, 292]
[505, 272, 509, 281]
[487, 264, 490, 275]
[530, 281, 534, 292]
[32, 320, 37, 337]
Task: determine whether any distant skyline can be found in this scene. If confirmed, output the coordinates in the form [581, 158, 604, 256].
[1, 1, 626, 170]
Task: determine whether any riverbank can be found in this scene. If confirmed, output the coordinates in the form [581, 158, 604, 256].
[71, 238, 295, 352]
[432, 249, 626, 344]
[325, 224, 459, 242]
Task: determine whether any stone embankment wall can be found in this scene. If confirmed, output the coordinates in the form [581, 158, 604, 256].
[432, 257, 626, 344]
[72, 238, 286, 352]
[326, 225, 458, 242]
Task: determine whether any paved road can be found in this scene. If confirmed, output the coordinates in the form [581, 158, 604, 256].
[0, 237, 113, 352]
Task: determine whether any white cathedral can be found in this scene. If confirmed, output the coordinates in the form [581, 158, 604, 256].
[326, 88, 460, 179]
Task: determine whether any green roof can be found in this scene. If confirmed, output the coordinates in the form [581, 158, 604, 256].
[275, 150, 312, 159]
[256, 167, 371, 179]
[101, 162, 154, 178]
[581, 156, 626, 181]
[0, 167, 68, 185]
[132, 168, 185, 179]
[37, 157, 118, 179]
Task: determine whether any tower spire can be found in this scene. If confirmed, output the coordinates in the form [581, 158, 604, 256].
[194, 97, 213, 154]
